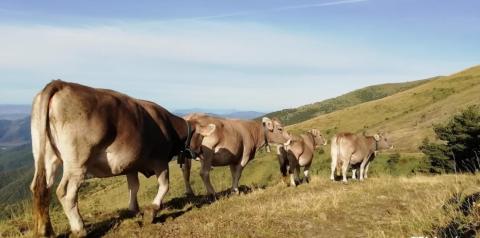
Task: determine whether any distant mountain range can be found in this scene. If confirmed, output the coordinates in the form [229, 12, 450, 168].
[172, 108, 265, 119]
[0, 117, 30, 147]
[0, 105, 31, 120]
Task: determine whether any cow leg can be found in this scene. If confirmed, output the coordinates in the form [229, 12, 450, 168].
[359, 159, 369, 181]
[56, 165, 87, 237]
[303, 163, 311, 183]
[330, 157, 337, 181]
[199, 157, 216, 197]
[126, 172, 140, 214]
[229, 163, 244, 195]
[144, 162, 169, 224]
[182, 158, 195, 196]
[277, 146, 289, 185]
[330, 139, 338, 181]
[294, 165, 301, 185]
[364, 162, 371, 179]
[341, 160, 350, 183]
[351, 169, 357, 180]
[286, 153, 298, 187]
[31, 146, 61, 237]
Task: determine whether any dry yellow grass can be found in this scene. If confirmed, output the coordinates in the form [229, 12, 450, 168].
[2, 158, 480, 237]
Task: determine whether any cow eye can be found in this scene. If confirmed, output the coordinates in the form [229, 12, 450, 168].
[278, 128, 283, 131]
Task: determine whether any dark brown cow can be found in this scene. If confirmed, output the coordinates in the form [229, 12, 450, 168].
[330, 132, 393, 182]
[30, 80, 192, 237]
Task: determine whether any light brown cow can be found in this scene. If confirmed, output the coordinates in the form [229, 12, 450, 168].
[182, 113, 290, 196]
[330, 132, 393, 182]
[30, 80, 193, 237]
[279, 129, 327, 186]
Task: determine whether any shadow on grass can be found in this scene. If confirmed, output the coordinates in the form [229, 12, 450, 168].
[161, 185, 257, 211]
[56, 209, 138, 238]
[436, 192, 480, 238]
[61, 185, 262, 237]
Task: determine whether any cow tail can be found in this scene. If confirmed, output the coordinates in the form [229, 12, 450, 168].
[335, 136, 342, 176]
[30, 80, 62, 236]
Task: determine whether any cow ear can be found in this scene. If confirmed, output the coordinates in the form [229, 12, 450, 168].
[310, 129, 320, 136]
[199, 123, 216, 136]
[373, 134, 380, 141]
[262, 117, 274, 131]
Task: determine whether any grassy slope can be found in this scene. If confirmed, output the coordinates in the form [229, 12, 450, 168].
[262, 78, 433, 126]
[0, 145, 33, 217]
[288, 65, 480, 152]
[0, 153, 480, 237]
[1, 153, 479, 237]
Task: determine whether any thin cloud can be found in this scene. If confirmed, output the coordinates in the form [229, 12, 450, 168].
[274, 0, 368, 11]
[174, 0, 368, 21]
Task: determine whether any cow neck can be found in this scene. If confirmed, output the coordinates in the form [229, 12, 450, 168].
[368, 136, 378, 151]
[306, 132, 316, 149]
[263, 126, 269, 148]
[170, 115, 189, 151]
[256, 122, 269, 149]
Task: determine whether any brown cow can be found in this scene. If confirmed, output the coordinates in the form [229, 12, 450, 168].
[182, 113, 290, 196]
[330, 132, 393, 182]
[30, 80, 193, 237]
[279, 129, 327, 186]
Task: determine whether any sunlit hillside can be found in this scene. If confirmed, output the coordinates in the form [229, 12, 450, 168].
[262, 78, 433, 126]
[288, 66, 480, 152]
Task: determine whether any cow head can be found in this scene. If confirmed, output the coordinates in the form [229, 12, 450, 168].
[262, 117, 290, 145]
[308, 129, 327, 148]
[183, 114, 218, 158]
[373, 132, 394, 150]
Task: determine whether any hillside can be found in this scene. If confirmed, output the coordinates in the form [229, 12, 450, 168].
[289, 66, 480, 152]
[1, 158, 479, 237]
[0, 145, 34, 218]
[0, 117, 31, 147]
[262, 78, 433, 126]
[173, 109, 265, 119]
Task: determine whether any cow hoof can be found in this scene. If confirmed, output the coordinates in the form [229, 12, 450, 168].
[143, 205, 160, 224]
[207, 194, 217, 202]
[71, 229, 87, 238]
[303, 177, 310, 184]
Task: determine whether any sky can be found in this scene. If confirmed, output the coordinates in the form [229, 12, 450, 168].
[0, 0, 479, 112]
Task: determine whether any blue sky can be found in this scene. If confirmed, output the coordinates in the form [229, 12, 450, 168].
[0, 0, 479, 112]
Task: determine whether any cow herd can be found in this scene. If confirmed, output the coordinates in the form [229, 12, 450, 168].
[29, 81, 393, 237]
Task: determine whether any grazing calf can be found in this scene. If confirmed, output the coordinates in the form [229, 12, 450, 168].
[30, 80, 192, 237]
[330, 132, 393, 182]
[182, 113, 290, 196]
[279, 129, 327, 186]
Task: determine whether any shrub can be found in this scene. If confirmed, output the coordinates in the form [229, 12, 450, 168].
[420, 105, 480, 173]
